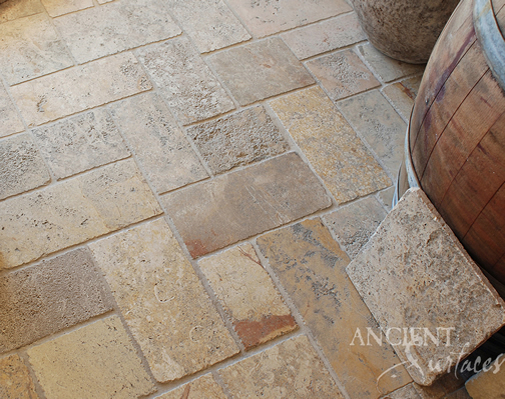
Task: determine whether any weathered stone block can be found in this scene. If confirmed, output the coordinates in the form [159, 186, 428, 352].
[0, 84, 24, 137]
[465, 356, 505, 399]
[155, 374, 226, 399]
[0, 354, 39, 399]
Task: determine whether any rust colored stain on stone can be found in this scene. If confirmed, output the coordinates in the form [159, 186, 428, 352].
[186, 239, 209, 258]
[234, 314, 298, 349]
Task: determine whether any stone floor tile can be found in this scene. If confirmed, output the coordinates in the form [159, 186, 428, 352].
[381, 383, 421, 399]
[270, 86, 391, 204]
[32, 109, 130, 179]
[0, 0, 44, 24]
[199, 243, 297, 349]
[257, 218, 412, 398]
[11, 52, 151, 127]
[219, 335, 343, 398]
[0, 158, 161, 269]
[281, 12, 366, 60]
[0, 83, 24, 137]
[137, 37, 235, 125]
[186, 105, 289, 175]
[445, 387, 472, 399]
[161, 152, 331, 258]
[323, 196, 388, 259]
[27, 316, 156, 399]
[167, 0, 250, 53]
[382, 76, 423, 122]
[0, 248, 114, 353]
[0, 14, 73, 85]
[0, 133, 50, 200]
[110, 93, 208, 193]
[0, 354, 39, 399]
[339, 90, 407, 176]
[155, 374, 226, 399]
[54, 0, 181, 63]
[208, 37, 314, 106]
[346, 188, 505, 386]
[378, 186, 395, 210]
[226, 0, 351, 38]
[41, 0, 92, 17]
[413, 372, 465, 399]
[89, 219, 239, 382]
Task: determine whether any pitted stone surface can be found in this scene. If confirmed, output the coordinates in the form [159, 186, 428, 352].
[155, 374, 226, 399]
[381, 384, 421, 399]
[382, 76, 422, 122]
[89, 219, 239, 382]
[0, 354, 39, 399]
[41, 0, 92, 17]
[186, 105, 289, 175]
[0, 0, 44, 24]
[0, 84, 24, 137]
[346, 188, 505, 386]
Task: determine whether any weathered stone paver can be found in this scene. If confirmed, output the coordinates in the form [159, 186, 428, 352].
[0, 354, 39, 399]
[27, 316, 156, 399]
[382, 75, 422, 122]
[155, 374, 226, 399]
[41, 0, 92, 17]
[0, 0, 44, 24]
[0, 83, 24, 137]
[382, 384, 421, 399]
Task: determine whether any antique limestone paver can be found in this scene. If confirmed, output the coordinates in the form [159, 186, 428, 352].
[41, 0, 92, 17]
[88, 218, 239, 382]
[208, 37, 314, 106]
[186, 105, 289, 175]
[0, 354, 39, 398]
[346, 188, 505, 386]
[0, 0, 44, 24]
[27, 316, 156, 399]
[257, 218, 412, 398]
[161, 152, 331, 258]
[465, 357, 505, 399]
[270, 86, 391, 204]
[155, 374, 226, 399]
[199, 243, 297, 349]
[382, 76, 422, 122]
[0, 248, 113, 353]
[381, 384, 422, 399]
[0, 83, 24, 137]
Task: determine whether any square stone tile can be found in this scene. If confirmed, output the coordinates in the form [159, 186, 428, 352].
[0, 83, 24, 137]
[346, 188, 505, 385]
[382, 76, 423, 122]
[155, 374, 226, 399]
[306, 49, 380, 101]
[208, 37, 314, 106]
[186, 105, 289, 175]
[41, 0, 92, 17]
[0, 354, 39, 398]
[0, 0, 44, 25]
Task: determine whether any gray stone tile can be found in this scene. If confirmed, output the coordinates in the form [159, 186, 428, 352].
[41, 0, 92, 17]
[0, 0, 44, 25]
[0, 83, 24, 137]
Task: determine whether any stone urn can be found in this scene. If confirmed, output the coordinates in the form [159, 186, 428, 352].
[350, 0, 460, 64]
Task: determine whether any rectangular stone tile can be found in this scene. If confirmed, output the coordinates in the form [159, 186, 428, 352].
[0, 133, 50, 200]
[281, 12, 366, 60]
[306, 49, 380, 101]
[42, 0, 92, 17]
[257, 219, 412, 398]
[0, 0, 44, 25]
[54, 0, 181, 63]
[0, 83, 24, 137]
[155, 374, 226, 399]
[346, 188, 505, 386]
[0, 354, 39, 399]
[0, 248, 114, 353]
[0, 158, 161, 269]
[382, 76, 422, 122]
[137, 37, 234, 125]
[32, 109, 130, 179]
[186, 105, 289, 175]
[161, 152, 331, 258]
[270, 86, 391, 204]
[27, 316, 156, 399]
[0, 14, 73, 85]
[208, 38, 314, 106]
[199, 243, 297, 349]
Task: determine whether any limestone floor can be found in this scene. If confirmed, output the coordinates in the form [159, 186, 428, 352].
[0, 0, 465, 398]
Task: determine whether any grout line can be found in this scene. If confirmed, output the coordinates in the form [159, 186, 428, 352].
[16, 350, 48, 399]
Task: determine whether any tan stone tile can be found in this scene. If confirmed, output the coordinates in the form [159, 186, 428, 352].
[379, 186, 395, 210]
[0, 0, 44, 25]
[257, 218, 412, 398]
[0, 354, 39, 399]
[0, 248, 113, 353]
[138, 37, 234, 125]
[89, 219, 239, 382]
[269, 86, 391, 204]
[281, 12, 366, 60]
[155, 374, 226, 399]
[27, 316, 156, 399]
[0, 133, 50, 200]
[186, 105, 289, 175]
[41, 0, 92, 17]
[226, 0, 351, 37]
[161, 152, 331, 258]
[382, 383, 421, 399]
[346, 188, 505, 386]
[414, 372, 465, 399]
[110, 93, 208, 193]
[306, 49, 380, 101]
[208, 37, 314, 106]
[199, 243, 297, 349]
[0, 83, 24, 137]
[54, 0, 181, 63]
[0, 159, 161, 269]
[382, 76, 423, 122]
[11, 52, 152, 127]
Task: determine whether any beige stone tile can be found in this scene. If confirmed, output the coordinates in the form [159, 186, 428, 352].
[138, 37, 234, 125]
[161, 152, 331, 258]
[226, 0, 351, 37]
[0, 354, 39, 399]
[382, 75, 423, 122]
[379, 186, 395, 210]
[0, 248, 113, 353]
[281, 12, 366, 60]
[41, 0, 92, 17]
[270, 86, 390, 204]
[27, 316, 156, 399]
[382, 383, 421, 399]
[346, 188, 505, 385]
[89, 219, 239, 382]
[199, 243, 296, 349]
[0, 133, 50, 200]
[0, 14, 73, 85]
[155, 374, 226, 399]
[0, 83, 24, 137]
[257, 218, 412, 398]
[0, 0, 44, 25]
[208, 37, 314, 106]
[186, 105, 289, 175]
[54, 0, 181, 63]
[0, 159, 161, 269]
[11, 52, 152, 126]
[306, 49, 380, 101]
[414, 372, 465, 399]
